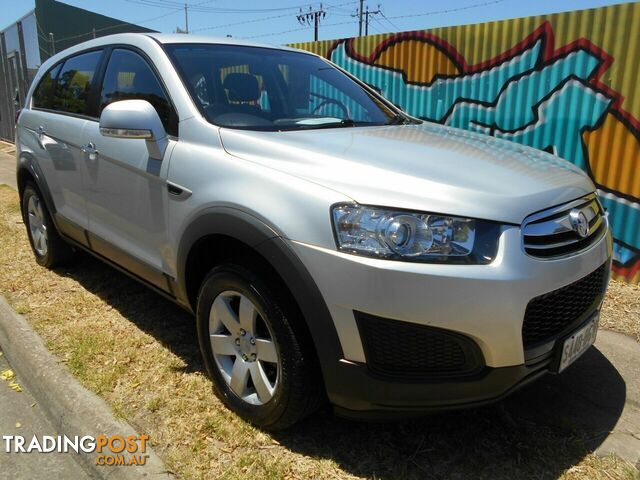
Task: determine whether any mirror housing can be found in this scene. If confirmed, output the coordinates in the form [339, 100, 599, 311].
[99, 100, 168, 160]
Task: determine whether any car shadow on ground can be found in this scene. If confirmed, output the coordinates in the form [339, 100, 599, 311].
[59, 254, 626, 480]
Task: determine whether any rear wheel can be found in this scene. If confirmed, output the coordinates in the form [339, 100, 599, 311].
[196, 263, 322, 430]
[21, 182, 74, 268]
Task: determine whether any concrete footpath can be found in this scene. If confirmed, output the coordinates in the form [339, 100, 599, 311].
[0, 141, 16, 189]
[0, 351, 88, 478]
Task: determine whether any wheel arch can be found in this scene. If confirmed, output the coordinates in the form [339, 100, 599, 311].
[16, 153, 56, 219]
[177, 207, 344, 395]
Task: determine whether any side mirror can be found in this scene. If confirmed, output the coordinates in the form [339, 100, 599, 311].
[99, 100, 168, 160]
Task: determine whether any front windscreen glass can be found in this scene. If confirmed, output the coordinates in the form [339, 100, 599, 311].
[164, 43, 397, 131]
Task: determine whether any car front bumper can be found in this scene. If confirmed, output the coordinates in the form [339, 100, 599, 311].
[287, 225, 612, 413]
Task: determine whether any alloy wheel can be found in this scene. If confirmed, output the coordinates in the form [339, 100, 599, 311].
[27, 194, 48, 257]
[209, 290, 280, 405]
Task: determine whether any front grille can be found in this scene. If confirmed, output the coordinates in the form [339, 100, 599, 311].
[522, 194, 607, 258]
[522, 263, 608, 348]
[355, 312, 484, 381]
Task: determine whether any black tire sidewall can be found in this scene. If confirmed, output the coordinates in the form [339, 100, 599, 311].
[22, 183, 50, 267]
[196, 264, 300, 428]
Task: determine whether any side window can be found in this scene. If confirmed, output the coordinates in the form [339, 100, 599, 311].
[32, 64, 61, 109]
[100, 49, 177, 136]
[52, 50, 103, 116]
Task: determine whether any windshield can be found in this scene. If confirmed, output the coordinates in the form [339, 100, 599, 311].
[164, 43, 400, 131]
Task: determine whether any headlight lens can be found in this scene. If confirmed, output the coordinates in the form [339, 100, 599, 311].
[331, 204, 501, 264]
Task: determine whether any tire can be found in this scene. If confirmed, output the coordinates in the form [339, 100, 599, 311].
[21, 182, 74, 268]
[196, 263, 322, 430]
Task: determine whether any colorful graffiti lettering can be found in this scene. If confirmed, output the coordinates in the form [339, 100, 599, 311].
[319, 22, 640, 283]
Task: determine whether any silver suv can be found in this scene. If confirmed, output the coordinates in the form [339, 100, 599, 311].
[16, 34, 612, 429]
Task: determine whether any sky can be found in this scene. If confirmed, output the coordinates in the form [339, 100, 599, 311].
[1, 0, 636, 45]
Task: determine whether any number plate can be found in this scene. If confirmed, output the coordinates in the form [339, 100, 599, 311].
[558, 313, 599, 373]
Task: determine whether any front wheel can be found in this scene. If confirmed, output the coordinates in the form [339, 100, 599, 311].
[196, 264, 322, 430]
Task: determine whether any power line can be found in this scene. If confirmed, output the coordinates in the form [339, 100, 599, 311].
[379, 10, 400, 31]
[125, 0, 316, 14]
[246, 18, 356, 39]
[383, 0, 505, 21]
[352, 2, 381, 36]
[368, 18, 384, 34]
[36, 4, 186, 47]
[191, 12, 292, 33]
[191, 1, 357, 34]
[296, 4, 326, 41]
[371, 15, 389, 34]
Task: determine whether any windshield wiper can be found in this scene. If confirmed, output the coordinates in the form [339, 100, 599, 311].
[296, 118, 361, 130]
[387, 113, 412, 125]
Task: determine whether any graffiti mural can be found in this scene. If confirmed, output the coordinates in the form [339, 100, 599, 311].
[293, 4, 640, 283]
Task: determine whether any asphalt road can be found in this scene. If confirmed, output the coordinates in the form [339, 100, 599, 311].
[0, 352, 88, 479]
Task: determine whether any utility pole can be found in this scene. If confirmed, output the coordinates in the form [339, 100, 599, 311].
[297, 4, 326, 41]
[358, 0, 363, 36]
[184, 3, 189, 34]
[364, 5, 382, 36]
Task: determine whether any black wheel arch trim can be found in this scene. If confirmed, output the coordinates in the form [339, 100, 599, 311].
[176, 206, 345, 397]
[17, 152, 57, 219]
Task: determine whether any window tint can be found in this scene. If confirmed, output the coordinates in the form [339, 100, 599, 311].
[32, 63, 61, 109]
[100, 49, 176, 135]
[52, 50, 102, 115]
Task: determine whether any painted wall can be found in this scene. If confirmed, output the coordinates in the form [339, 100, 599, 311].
[291, 2, 640, 284]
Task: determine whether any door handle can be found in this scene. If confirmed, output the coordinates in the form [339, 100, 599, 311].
[81, 142, 99, 159]
[35, 126, 47, 149]
[167, 181, 192, 200]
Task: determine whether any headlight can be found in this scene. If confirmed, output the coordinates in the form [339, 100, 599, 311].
[331, 204, 501, 264]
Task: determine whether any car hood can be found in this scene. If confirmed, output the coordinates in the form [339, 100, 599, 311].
[219, 122, 595, 224]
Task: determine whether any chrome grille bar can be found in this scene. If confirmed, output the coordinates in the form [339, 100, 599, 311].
[522, 194, 607, 259]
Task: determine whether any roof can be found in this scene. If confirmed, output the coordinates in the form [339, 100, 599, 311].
[145, 33, 303, 53]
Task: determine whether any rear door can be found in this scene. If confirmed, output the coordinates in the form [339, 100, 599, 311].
[18, 49, 104, 243]
[82, 47, 178, 289]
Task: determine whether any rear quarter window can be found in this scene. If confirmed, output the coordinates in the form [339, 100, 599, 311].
[32, 63, 61, 109]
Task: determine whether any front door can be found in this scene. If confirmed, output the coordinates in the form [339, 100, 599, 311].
[82, 48, 177, 289]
